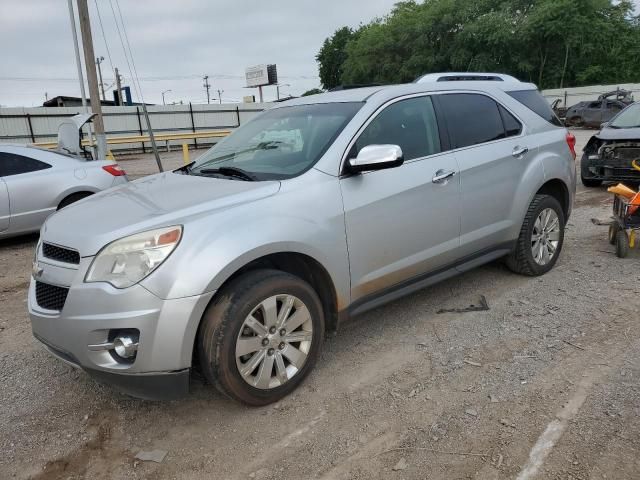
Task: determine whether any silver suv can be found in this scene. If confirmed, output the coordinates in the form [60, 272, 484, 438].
[29, 75, 576, 405]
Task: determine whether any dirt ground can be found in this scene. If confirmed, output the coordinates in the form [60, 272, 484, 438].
[1, 130, 639, 480]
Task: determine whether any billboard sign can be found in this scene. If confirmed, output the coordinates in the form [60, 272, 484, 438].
[245, 64, 278, 87]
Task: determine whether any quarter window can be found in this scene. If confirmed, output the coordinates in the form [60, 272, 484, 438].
[499, 105, 523, 137]
[352, 96, 441, 161]
[0, 153, 51, 177]
[437, 93, 506, 149]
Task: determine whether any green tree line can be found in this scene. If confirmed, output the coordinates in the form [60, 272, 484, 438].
[316, 0, 640, 90]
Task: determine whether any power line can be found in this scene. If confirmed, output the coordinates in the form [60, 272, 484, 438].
[93, 0, 115, 77]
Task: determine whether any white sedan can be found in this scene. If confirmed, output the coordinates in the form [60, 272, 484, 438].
[0, 144, 128, 239]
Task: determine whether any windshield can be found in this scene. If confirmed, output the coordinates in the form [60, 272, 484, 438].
[609, 102, 640, 128]
[190, 102, 362, 180]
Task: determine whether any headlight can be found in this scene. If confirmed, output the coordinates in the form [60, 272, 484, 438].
[85, 226, 182, 288]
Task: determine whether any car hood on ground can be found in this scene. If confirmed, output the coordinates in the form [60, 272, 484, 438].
[596, 127, 640, 141]
[42, 171, 281, 256]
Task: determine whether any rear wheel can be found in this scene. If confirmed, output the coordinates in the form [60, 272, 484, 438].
[507, 194, 565, 276]
[197, 269, 324, 406]
[615, 230, 629, 258]
[608, 223, 620, 245]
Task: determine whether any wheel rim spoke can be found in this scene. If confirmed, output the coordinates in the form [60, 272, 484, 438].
[275, 353, 288, 385]
[276, 296, 295, 329]
[261, 296, 278, 328]
[282, 344, 307, 369]
[254, 352, 275, 389]
[283, 306, 310, 333]
[284, 331, 312, 343]
[240, 349, 265, 378]
[244, 315, 267, 337]
[236, 336, 263, 357]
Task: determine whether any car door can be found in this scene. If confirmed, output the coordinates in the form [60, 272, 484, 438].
[582, 101, 603, 126]
[0, 177, 9, 232]
[0, 151, 54, 234]
[434, 92, 526, 260]
[340, 95, 461, 303]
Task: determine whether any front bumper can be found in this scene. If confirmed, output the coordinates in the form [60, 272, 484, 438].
[28, 252, 214, 400]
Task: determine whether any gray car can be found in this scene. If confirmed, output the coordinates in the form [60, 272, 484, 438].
[0, 144, 128, 239]
[29, 75, 576, 405]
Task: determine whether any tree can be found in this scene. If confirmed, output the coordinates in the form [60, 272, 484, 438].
[316, 27, 359, 89]
[316, 0, 640, 89]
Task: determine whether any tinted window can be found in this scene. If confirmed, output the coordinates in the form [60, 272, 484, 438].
[437, 93, 505, 149]
[507, 90, 563, 126]
[353, 96, 441, 161]
[499, 105, 523, 137]
[0, 153, 51, 177]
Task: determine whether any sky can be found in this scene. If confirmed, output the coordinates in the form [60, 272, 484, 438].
[0, 0, 399, 107]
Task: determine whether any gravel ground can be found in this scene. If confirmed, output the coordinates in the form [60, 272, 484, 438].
[1, 129, 639, 479]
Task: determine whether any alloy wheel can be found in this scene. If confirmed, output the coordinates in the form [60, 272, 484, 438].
[531, 208, 561, 265]
[235, 294, 313, 389]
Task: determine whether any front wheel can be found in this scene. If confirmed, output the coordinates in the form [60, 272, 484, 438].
[507, 194, 565, 276]
[197, 269, 324, 406]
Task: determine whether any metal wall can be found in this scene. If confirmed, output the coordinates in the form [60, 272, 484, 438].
[0, 103, 267, 151]
[542, 83, 640, 108]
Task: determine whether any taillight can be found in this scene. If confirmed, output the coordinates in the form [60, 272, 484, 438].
[102, 164, 126, 176]
[565, 132, 576, 160]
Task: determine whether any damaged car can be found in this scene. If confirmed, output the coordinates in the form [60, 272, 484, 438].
[565, 89, 633, 128]
[581, 102, 640, 187]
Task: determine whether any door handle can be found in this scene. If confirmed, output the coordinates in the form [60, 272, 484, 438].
[512, 146, 529, 158]
[432, 169, 457, 184]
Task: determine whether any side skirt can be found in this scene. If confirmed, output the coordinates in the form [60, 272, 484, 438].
[341, 242, 514, 321]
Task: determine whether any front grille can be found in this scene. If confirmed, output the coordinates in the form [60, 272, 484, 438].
[35, 281, 69, 311]
[42, 243, 80, 265]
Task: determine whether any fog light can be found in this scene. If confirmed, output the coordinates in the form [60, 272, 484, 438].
[113, 335, 138, 359]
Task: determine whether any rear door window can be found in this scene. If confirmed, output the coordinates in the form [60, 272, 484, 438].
[507, 90, 563, 126]
[436, 93, 506, 149]
[0, 153, 52, 177]
[353, 96, 441, 161]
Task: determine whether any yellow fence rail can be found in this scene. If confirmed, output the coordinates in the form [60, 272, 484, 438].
[32, 130, 231, 150]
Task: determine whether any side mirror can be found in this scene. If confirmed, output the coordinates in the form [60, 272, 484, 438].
[347, 144, 404, 173]
[600, 122, 609, 129]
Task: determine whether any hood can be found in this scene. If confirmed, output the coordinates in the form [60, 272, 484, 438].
[43, 171, 280, 256]
[597, 126, 640, 141]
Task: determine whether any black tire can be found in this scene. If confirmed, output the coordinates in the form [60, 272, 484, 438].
[615, 230, 629, 258]
[608, 223, 620, 245]
[506, 194, 565, 276]
[197, 269, 325, 406]
[58, 192, 93, 210]
[580, 153, 602, 188]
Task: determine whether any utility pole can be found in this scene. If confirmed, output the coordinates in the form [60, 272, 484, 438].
[216, 89, 223, 104]
[67, 0, 95, 156]
[114, 67, 122, 106]
[161, 89, 171, 105]
[203, 75, 211, 104]
[77, 0, 106, 159]
[96, 56, 105, 101]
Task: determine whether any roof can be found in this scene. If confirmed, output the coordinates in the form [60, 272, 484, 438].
[272, 77, 537, 109]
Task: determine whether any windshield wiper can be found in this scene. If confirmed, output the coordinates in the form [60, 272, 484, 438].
[198, 166, 258, 181]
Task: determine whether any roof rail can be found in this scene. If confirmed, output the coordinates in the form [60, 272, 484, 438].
[414, 72, 521, 83]
[328, 84, 382, 91]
